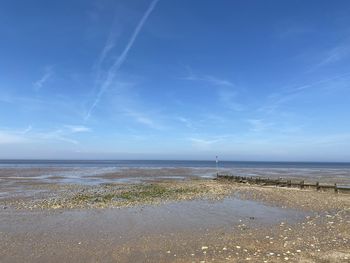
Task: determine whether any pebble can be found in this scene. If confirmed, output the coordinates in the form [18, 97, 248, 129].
[201, 246, 208, 250]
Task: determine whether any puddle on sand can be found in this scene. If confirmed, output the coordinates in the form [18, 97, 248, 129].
[1, 196, 307, 239]
[0, 196, 309, 263]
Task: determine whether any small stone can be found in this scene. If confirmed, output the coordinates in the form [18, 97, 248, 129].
[236, 246, 241, 249]
[201, 246, 208, 250]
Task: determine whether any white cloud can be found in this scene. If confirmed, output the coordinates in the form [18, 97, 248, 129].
[0, 126, 35, 144]
[259, 72, 350, 114]
[65, 125, 91, 133]
[316, 43, 350, 69]
[124, 109, 163, 129]
[33, 66, 54, 91]
[0, 131, 29, 144]
[188, 137, 223, 150]
[182, 68, 234, 87]
[176, 117, 194, 129]
[182, 68, 243, 111]
[38, 129, 79, 145]
[218, 88, 244, 111]
[85, 0, 161, 120]
[0, 125, 86, 146]
[246, 119, 272, 132]
[21, 125, 32, 134]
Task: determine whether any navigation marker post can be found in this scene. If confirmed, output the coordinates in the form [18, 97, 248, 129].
[216, 155, 219, 176]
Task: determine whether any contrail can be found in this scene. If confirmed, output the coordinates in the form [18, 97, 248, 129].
[85, 0, 160, 120]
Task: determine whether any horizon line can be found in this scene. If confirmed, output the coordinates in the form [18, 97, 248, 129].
[0, 159, 350, 164]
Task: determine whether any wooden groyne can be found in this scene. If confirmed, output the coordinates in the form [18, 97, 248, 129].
[216, 174, 350, 194]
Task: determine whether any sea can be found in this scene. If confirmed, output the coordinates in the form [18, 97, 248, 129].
[1, 160, 350, 186]
[1, 159, 350, 169]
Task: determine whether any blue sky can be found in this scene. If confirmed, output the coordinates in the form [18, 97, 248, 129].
[1, 0, 350, 161]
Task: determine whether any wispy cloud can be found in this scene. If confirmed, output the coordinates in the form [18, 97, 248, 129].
[85, 0, 161, 120]
[246, 119, 273, 132]
[39, 129, 79, 145]
[217, 88, 244, 111]
[188, 137, 222, 149]
[306, 38, 350, 72]
[0, 124, 91, 145]
[275, 19, 314, 40]
[314, 43, 350, 69]
[21, 125, 32, 134]
[64, 125, 91, 133]
[124, 109, 163, 130]
[33, 66, 54, 91]
[259, 72, 350, 113]
[0, 131, 29, 144]
[0, 126, 35, 144]
[182, 67, 234, 87]
[182, 67, 244, 111]
[187, 75, 234, 87]
[176, 116, 194, 129]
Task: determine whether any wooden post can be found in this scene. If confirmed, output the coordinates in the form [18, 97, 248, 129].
[300, 180, 304, 189]
[335, 183, 338, 193]
[316, 182, 320, 191]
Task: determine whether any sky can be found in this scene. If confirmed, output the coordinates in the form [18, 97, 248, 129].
[1, 0, 350, 161]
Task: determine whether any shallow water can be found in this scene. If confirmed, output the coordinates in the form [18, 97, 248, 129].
[0, 195, 309, 263]
[1, 165, 350, 199]
[1, 196, 306, 234]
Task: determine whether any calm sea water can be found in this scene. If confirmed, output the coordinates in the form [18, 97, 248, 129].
[1, 159, 350, 169]
[0, 160, 350, 194]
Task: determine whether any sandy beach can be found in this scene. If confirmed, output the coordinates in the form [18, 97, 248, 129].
[3, 0, 350, 261]
[1, 167, 349, 262]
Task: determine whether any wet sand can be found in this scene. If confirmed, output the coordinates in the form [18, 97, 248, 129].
[0, 168, 349, 262]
